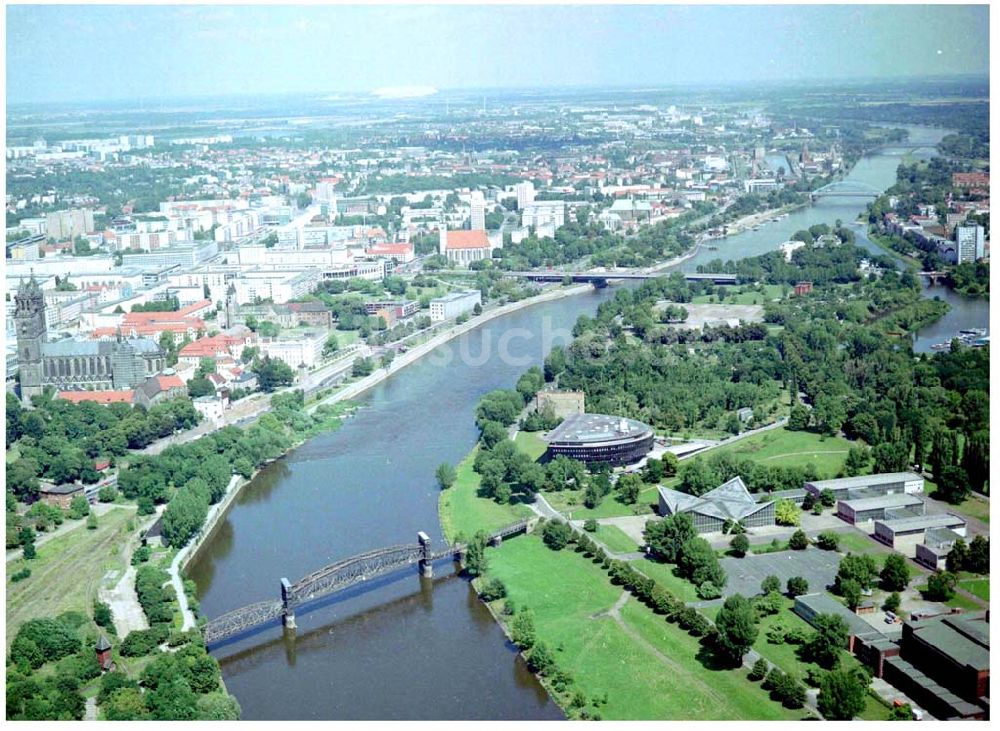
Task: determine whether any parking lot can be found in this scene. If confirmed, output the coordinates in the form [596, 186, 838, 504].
[719, 548, 841, 599]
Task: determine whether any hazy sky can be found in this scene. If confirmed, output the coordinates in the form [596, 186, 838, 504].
[6, 4, 990, 104]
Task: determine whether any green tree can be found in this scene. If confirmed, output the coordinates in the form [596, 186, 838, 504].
[541, 520, 572, 551]
[841, 579, 862, 611]
[924, 571, 957, 601]
[967, 535, 990, 574]
[761, 575, 781, 595]
[882, 592, 901, 613]
[788, 405, 810, 431]
[774, 500, 800, 526]
[643, 512, 696, 563]
[817, 668, 867, 720]
[730, 533, 749, 557]
[961, 430, 989, 492]
[103, 687, 151, 721]
[749, 657, 770, 681]
[836, 553, 879, 591]
[806, 614, 850, 669]
[714, 594, 759, 666]
[816, 531, 840, 551]
[787, 576, 809, 597]
[937, 465, 971, 504]
[880, 554, 911, 592]
[788, 529, 809, 550]
[68, 495, 90, 520]
[463, 531, 489, 576]
[435, 462, 457, 490]
[843, 444, 870, 477]
[615, 473, 642, 504]
[889, 703, 913, 721]
[511, 610, 536, 650]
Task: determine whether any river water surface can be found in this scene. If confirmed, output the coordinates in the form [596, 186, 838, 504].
[188, 124, 987, 719]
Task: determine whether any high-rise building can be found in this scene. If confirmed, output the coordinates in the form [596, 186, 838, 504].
[955, 225, 985, 264]
[515, 181, 535, 210]
[470, 191, 486, 231]
[45, 209, 94, 241]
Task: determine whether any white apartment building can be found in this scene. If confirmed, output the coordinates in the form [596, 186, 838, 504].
[470, 191, 486, 231]
[115, 230, 179, 252]
[955, 224, 986, 264]
[45, 209, 95, 241]
[259, 331, 326, 369]
[231, 270, 320, 305]
[521, 201, 566, 229]
[429, 289, 482, 322]
[515, 181, 536, 210]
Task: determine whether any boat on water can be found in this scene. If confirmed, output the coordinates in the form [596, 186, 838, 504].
[707, 245, 718, 250]
[959, 328, 987, 337]
[752, 225, 761, 231]
[931, 342, 951, 351]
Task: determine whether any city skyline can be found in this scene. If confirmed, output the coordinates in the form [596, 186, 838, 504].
[6, 4, 991, 105]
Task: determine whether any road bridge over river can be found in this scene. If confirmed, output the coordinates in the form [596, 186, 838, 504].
[504, 270, 737, 286]
[201, 519, 537, 647]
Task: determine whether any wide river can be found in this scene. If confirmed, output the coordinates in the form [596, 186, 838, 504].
[188, 124, 987, 719]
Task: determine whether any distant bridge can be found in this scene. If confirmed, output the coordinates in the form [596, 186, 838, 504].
[811, 182, 882, 199]
[919, 271, 950, 285]
[504, 270, 738, 285]
[201, 519, 536, 647]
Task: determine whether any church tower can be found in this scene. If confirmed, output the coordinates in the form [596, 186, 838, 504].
[224, 283, 237, 329]
[14, 276, 47, 405]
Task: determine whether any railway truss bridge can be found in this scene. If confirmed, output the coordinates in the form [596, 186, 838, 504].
[201, 519, 536, 647]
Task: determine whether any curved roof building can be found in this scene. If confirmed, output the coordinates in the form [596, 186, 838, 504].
[543, 413, 654, 466]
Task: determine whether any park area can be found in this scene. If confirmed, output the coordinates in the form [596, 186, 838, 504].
[438, 445, 531, 542]
[706, 427, 854, 476]
[6, 505, 136, 650]
[486, 535, 806, 720]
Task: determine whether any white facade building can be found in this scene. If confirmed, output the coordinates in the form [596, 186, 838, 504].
[955, 224, 986, 264]
[469, 191, 486, 231]
[429, 289, 482, 321]
[521, 201, 566, 229]
[258, 331, 326, 369]
[515, 181, 536, 210]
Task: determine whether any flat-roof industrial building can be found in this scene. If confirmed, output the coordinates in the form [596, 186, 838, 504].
[837, 492, 925, 524]
[915, 527, 964, 571]
[882, 612, 989, 720]
[874, 513, 968, 548]
[544, 413, 654, 466]
[804, 472, 924, 499]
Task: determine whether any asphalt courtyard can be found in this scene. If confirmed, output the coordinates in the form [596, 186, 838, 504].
[719, 548, 841, 599]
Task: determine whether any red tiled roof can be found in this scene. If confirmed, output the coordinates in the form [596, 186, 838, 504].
[156, 374, 185, 391]
[445, 230, 490, 250]
[58, 390, 134, 404]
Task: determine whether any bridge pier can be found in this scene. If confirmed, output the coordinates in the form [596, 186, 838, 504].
[417, 531, 433, 578]
[280, 577, 296, 630]
[490, 535, 503, 548]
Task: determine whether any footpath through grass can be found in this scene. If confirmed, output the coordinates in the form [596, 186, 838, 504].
[704, 427, 852, 476]
[6, 506, 135, 650]
[488, 535, 804, 720]
[438, 445, 530, 542]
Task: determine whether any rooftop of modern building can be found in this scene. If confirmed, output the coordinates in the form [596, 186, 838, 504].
[876, 513, 967, 532]
[545, 412, 653, 445]
[838, 492, 925, 511]
[659, 476, 773, 523]
[908, 612, 989, 672]
[805, 472, 924, 491]
[794, 592, 884, 638]
[431, 289, 481, 303]
[923, 527, 964, 548]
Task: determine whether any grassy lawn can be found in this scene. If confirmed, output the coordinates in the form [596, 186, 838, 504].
[488, 536, 802, 719]
[913, 583, 983, 611]
[514, 431, 548, 461]
[834, 530, 893, 556]
[947, 495, 990, 524]
[438, 445, 530, 542]
[593, 525, 641, 554]
[859, 693, 891, 721]
[6, 506, 135, 649]
[701, 428, 853, 477]
[541, 487, 659, 521]
[690, 285, 785, 305]
[958, 574, 989, 602]
[632, 559, 700, 603]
